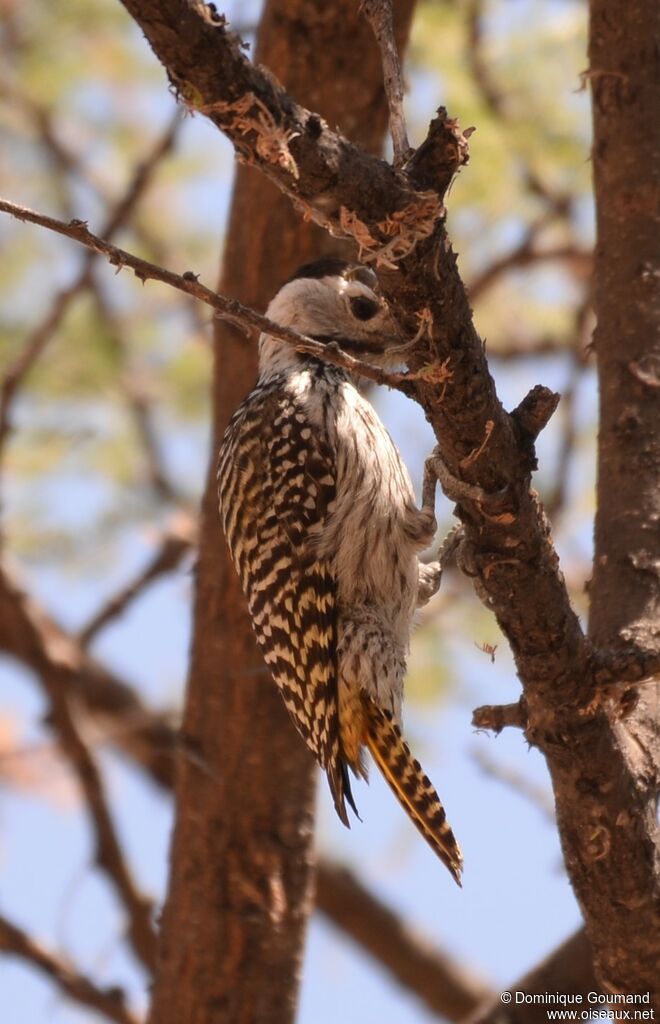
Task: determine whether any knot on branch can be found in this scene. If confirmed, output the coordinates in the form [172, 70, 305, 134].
[407, 107, 472, 199]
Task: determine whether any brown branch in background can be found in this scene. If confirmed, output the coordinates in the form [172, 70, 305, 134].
[361, 0, 411, 166]
[90, 276, 184, 504]
[0, 561, 176, 789]
[0, 113, 180, 461]
[0, 198, 422, 394]
[466, 0, 572, 215]
[469, 929, 603, 1023]
[472, 746, 556, 824]
[465, 0, 588, 298]
[316, 862, 493, 1020]
[469, 240, 592, 304]
[0, 566, 160, 970]
[0, 912, 142, 1024]
[78, 513, 196, 646]
[0, 78, 82, 220]
[487, 334, 578, 362]
[466, 0, 506, 118]
[36, 665, 157, 972]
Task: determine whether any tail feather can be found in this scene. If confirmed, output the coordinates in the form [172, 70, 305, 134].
[327, 758, 361, 827]
[363, 696, 463, 885]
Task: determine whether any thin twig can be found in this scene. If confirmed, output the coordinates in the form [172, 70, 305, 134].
[361, 0, 411, 166]
[0, 113, 180, 460]
[0, 912, 142, 1024]
[78, 513, 195, 645]
[0, 198, 424, 393]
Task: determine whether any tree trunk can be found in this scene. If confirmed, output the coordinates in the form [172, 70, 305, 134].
[567, 0, 660, 996]
[147, 3, 415, 1022]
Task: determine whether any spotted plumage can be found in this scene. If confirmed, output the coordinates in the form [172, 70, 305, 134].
[217, 259, 463, 882]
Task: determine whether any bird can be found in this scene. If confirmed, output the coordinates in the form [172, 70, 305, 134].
[217, 257, 463, 884]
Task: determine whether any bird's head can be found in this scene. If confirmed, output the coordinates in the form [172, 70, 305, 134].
[258, 258, 404, 378]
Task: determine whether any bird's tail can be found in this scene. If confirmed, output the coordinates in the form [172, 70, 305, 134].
[363, 696, 463, 885]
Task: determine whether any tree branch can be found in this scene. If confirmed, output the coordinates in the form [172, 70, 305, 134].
[0, 562, 176, 790]
[0, 197, 427, 394]
[31, 655, 157, 973]
[469, 929, 604, 1023]
[78, 513, 196, 646]
[472, 701, 528, 734]
[0, 911, 142, 1024]
[361, 0, 411, 166]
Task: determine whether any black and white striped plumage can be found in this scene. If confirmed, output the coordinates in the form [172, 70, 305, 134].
[217, 259, 463, 882]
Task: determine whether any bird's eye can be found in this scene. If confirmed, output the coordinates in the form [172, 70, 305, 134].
[349, 295, 380, 321]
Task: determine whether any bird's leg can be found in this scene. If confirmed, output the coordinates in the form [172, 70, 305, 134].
[423, 447, 505, 611]
[417, 525, 464, 607]
[424, 447, 491, 506]
[415, 450, 471, 608]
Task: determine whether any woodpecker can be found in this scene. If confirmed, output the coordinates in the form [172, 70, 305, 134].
[217, 258, 463, 883]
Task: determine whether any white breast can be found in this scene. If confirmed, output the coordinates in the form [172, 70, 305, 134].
[328, 382, 420, 637]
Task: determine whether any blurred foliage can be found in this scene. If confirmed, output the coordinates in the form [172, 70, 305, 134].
[412, 0, 591, 349]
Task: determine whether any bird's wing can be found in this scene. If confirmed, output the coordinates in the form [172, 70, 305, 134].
[218, 382, 355, 824]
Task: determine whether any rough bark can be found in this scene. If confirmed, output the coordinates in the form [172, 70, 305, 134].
[146, 3, 415, 1023]
[574, 0, 660, 995]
